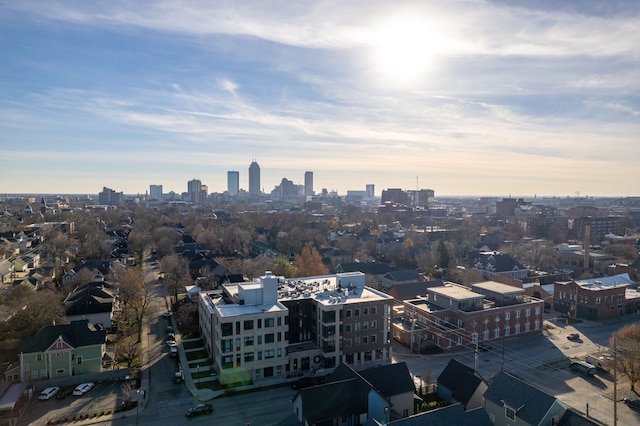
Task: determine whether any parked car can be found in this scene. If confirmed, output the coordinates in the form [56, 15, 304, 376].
[72, 382, 95, 396]
[167, 332, 176, 341]
[169, 345, 178, 357]
[185, 403, 213, 417]
[167, 339, 177, 348]
[39, 387, 60, 400]
[567, 333, 580, 341]
[166, 325, 174, 333]
[570, 361, 596, 376]
[291, 376, 327, 389]
[56, 386, 74, 400]
[624, 398, 640, 410]
[162, 311, 172, 319]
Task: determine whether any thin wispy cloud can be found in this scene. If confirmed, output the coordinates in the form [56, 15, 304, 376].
[0, 0, 638, 196]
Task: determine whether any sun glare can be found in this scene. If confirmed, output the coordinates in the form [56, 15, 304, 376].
[371, 18, 440, 85]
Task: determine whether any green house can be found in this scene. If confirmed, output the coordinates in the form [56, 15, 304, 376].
[19, 320, 106, 382]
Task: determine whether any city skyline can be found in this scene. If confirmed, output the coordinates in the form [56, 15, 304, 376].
[1, 1, 639, 197]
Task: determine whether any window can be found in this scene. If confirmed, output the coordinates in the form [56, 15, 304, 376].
[505, 311, 510, 320]
[363, 321, 369, 330]
[345, 324, 352, 333]
[371, 334, 377, 343]
[236, 321, 241, 334]
[56, 369, 65, 374]
[222, 356, 233, 369]
[371, 307, 377, 315]
[363, 308, 368, 315]
[457, 319, 463, 328]
[36, 354, 42, 361]
[244, 320, 254, 331]
[494, 327, 500, 338]
[345, 338, 352, 347]
[265, 349, 275, 359]
[258, 319, 262, 328]
[77, 356, 83, 365]
[535, 306, 541, 315]
[222, 339, 233, 353]
[355, 309, 360, 317]
[525, 308, 531, 317]
[258, 335, 262, 344]
[244, 336, 254, 347]
[355, 337, 360, 345]
[277, 316, 282, 326]
[355, 322, 361, 332]
[346, 310, 352, 318]
[244, 352, 254, 362]
[483, 330, 489, 340]
[362, 336, 368, 344]
[515, 310, 520, 319]
[265, 333, 274, 343]
[371, 320, 377, 329]
[221, 322, 233, 337]
[265, 318, 275, 327]
[505, 406, 516, 421]
[505, 325, 510, 336]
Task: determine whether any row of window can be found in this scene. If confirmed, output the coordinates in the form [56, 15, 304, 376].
[344, 320, 377, 333]
[345, 306, 377, 318]
[221, 316, 286, 336]
[469, 320, 540, 342]
[221, 332, 286, 353]
[221, 348, 284, 369]
[344, 334, 378, 347]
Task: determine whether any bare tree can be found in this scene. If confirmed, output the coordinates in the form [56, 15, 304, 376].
[610, 324, 640, 395]
[160, 255, 191, 303]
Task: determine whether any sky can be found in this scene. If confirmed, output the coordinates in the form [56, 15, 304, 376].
[1, 0, 639, 198]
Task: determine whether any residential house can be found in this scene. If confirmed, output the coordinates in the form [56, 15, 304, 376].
[483, 372, 568, 426]
[335, 262, 401, 290]
[19, 320, 107, 381]
[292, 364, 394, 425]
[387, 404, 492, 426]
[328, 362, 416, 420]
[64, 282, 117, 329]
[471, 251, 528, 280]
[380, 270, 423, 293]
[0, 259, 13, 284]
[437, 359, 488, 411]
[386, 280, 444, 301]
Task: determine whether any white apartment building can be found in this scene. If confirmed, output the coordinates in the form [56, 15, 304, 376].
[198, 271, 394, 386]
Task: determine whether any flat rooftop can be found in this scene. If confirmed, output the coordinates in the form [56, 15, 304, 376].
[472, 281, 525, 295]
[428, 284, 484, 300]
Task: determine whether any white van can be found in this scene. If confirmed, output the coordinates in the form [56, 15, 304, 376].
[39, 387, 60, 400]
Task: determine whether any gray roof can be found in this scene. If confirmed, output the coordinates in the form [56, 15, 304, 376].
[386, 280, 444, 300]
[437, 359, 485, 406]
[483, 372, 557, 425]
[19, 320, 106, 353]
[388, 404, 492, 426]
[296, 378, 370, 423]
[358, 362, 415, 397]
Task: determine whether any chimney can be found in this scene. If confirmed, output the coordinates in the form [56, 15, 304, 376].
[583, 225, 590, 272]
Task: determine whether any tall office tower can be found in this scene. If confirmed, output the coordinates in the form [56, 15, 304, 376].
[187, 178, 202, 204]
[98, 187, 124, 206]
[304, 171, 314, 197]
[149, 184, 163, 200]
[366, 184, 375, 199]
[249, 160, 261, 195]
[227, 171, 240, 195]
[200, 184, 208, 204]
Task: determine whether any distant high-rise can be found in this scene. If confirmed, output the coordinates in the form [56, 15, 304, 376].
[149, 184, 163, 200]
[227, 171, 239, 196]
[249, 160, 261, 195]
[98, 187, 124, 206]
[187, 178, 202, 204]
[366, 184, 375, 199]
[304, 171, 313, 197]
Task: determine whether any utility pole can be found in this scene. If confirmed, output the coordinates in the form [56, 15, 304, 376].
[613, 337, 617, 426]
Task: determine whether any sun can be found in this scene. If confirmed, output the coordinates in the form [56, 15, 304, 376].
[370, 18, 440, 85]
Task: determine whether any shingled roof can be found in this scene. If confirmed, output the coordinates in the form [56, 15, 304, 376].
[483, 372, 558, 425]
[388, 404, 492, 426]
[297, 378, 371, 424]
[19, 320, 106, 353]
[437, 359, 485, 407]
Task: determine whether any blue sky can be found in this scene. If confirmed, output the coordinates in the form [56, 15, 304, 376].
[1, 0, 638, 197]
